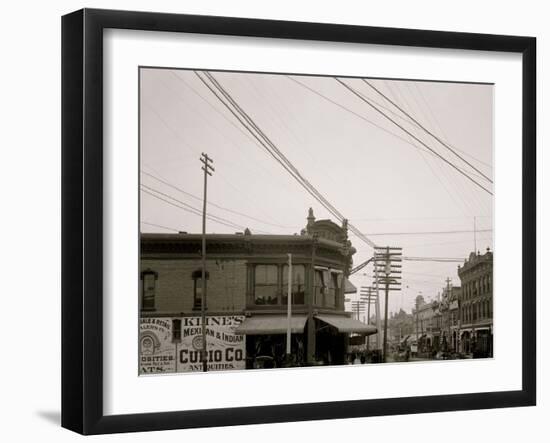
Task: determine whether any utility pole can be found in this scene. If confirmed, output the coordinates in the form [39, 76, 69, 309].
[360, 286, 376, 352]
[351, 300, 365, 321]
[286, 253, 292, 361]
[474, 216, 477, 253]
[446, 277, 452, 351]
[374, 259, 382, 351]
[415, 295, 420, 344]
[200, 153, 214, 372]
[307, 234, 318, 365]
[374, 246, 402, 363]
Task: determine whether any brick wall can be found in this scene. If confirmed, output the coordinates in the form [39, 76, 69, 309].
[140, 258, 248, 314]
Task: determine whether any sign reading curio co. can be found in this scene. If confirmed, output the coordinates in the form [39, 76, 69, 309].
[139, 315, 246, 374]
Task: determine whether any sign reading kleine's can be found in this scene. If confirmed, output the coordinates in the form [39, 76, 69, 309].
[139, 315, 246, 374]
[139, 318, 176, 374]
[177, 315, 245, 372]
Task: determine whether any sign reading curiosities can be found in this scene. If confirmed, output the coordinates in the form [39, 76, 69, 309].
[139, 315, 246, 374]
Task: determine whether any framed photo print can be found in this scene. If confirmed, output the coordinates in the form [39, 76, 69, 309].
[61, 8, 536, 435]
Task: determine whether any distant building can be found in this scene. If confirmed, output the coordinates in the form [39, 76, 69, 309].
[412, 295, 438, 354]
[139, 209, 377, 373]
[388, 309, 415, 346]
[439, 282, 461, 352]
[457, 248, 493, 357]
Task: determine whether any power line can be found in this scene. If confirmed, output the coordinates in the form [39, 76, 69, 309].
[141, 221, 180, 232]
[334, 78, 493, 196]
[203, 72, 346, 222]
[141, 170, 296, 230]
[411, 81, 492, 169]
[362, 79, 493, 183]
[352, 228, 492, 236]
[196, 71, 377, 249]
[194, 72, 335, 219]
[383, 80, 472, 217]
[287, 76, 490, 183]
[402, 256, 465, 263]
[157, 73, 304, 223]
[141, 185, 264, 232]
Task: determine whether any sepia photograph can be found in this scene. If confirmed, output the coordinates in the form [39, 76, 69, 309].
[138, 67, 494, 374]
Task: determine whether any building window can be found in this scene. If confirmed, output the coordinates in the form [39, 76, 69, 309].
[282, 264, 305, 305]
[254, 265, 278, 305]
[326, 272, 341, 308]
[141, 270, 157, 311]
[172, 319, 182, 342]
[314, 269, 327, 306]
[192, 270, 209, 310]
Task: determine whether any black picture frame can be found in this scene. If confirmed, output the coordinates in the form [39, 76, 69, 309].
[61, 8, 536, 435]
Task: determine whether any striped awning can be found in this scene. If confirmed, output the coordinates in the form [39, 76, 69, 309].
[315, 315, 377, 335]
[234, 315, 307, 335]
[344, 279, 357, 294]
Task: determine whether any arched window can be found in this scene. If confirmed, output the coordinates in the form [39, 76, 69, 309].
[141, 269, 158, 311]
[192, 270, 210, 310]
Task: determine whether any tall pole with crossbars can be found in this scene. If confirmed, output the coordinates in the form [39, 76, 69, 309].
[374, 246, 402, 363]
[200, 153, 214, 372]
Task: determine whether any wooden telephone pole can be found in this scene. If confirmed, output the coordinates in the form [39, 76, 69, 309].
[200, 153, 214, 372]
[373, 246, 403, 363]
[360, 286, 377, 352]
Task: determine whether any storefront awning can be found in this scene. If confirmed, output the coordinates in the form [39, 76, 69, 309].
[315, 315, 377, 336]
[234, 315, 307, 335]
[344, 279, 357, 294]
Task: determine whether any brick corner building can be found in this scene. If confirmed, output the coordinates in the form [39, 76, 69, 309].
[139, 209, 377, 373]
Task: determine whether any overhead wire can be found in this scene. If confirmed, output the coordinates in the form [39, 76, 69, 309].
[396, 81, 489, 215]
[362, 78, 493, 183]
[334, 77, 493, 196]
[287, 76, 490, 183]
[382, 80, 473, 217]
[403, 81, 492, 216]
[141, 170, 297, 230]
[141, 184, 273, 234]
[165, 71, 301, 225]
[195, 70, 377, 249]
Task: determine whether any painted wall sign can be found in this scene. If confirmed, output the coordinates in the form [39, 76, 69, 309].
[139, 317, 176, 374]
[139, 316, 246, 374]
[177, 315, 246, 372]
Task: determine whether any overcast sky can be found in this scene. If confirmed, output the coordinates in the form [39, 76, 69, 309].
[140, 67, 493, 316]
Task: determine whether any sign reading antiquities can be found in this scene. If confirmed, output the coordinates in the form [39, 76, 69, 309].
[139, 316, 246, 374]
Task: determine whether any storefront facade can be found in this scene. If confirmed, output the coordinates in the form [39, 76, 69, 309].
[139, 209, 377, 373]
[457, 248, 494, 358]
